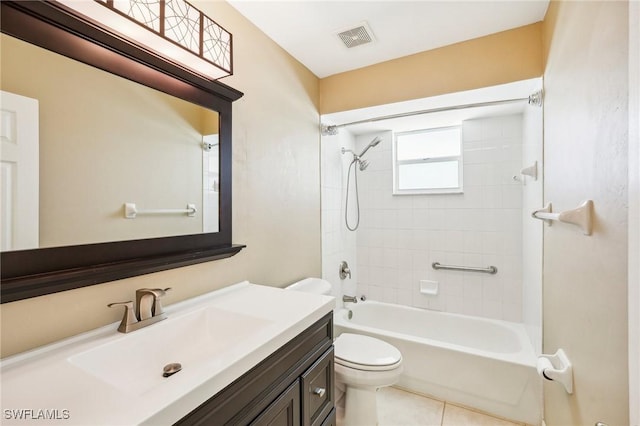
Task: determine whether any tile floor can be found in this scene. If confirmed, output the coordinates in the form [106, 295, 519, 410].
[336, 387, 529, 426]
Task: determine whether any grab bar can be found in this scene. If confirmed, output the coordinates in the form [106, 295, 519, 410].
[124, 203, 197, 219]
[432, 262, 498, 275]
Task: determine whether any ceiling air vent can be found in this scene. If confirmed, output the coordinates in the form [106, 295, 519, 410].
[337, 22, 375, 48]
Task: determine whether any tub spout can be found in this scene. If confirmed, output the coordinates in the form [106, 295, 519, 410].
[342, 295, 358, 304]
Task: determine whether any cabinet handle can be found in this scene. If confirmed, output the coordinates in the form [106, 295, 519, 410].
[312, 387, 326, 398]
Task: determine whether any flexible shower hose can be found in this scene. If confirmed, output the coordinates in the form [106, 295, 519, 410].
[345, 158, 360, 231]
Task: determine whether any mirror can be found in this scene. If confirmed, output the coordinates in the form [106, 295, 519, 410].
[2, 34, 221, 250]
[0, 1, 244, 303]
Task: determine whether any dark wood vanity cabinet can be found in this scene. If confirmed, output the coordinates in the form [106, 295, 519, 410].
[175, 312, 335, 426]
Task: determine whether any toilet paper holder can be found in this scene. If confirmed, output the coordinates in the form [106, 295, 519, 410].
[537, 349, 573, 394]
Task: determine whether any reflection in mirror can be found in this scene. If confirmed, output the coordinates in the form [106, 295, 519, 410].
[0, 34, 220, 251]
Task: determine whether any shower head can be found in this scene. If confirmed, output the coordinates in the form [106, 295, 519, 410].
[358, 136, 382, 158]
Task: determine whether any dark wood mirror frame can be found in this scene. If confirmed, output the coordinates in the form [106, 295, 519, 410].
[0, 1, 245, 304]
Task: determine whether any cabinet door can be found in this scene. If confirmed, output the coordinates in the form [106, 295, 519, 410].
[319, 409, 335, 426]
[250, 380, 301, 426]
[301, 347, 334, 426]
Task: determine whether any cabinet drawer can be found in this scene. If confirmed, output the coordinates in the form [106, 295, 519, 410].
[250, 380, 300, 426]
[301, 347, 334, 426]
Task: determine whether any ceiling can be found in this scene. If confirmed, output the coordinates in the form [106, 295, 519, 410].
[227, 0, 550, 78]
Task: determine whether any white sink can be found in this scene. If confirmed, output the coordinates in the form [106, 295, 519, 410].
[69, 305, 271, 396]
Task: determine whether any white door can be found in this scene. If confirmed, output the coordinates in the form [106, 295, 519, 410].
[0, 90, 39, 251]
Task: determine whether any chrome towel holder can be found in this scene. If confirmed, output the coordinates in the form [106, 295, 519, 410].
[124, 203, 197, 219]
[531, 200, 594, 236]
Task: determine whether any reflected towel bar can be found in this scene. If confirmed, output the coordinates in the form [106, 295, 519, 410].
[432, 262, 497, 275]
[124, 203, 197, 219]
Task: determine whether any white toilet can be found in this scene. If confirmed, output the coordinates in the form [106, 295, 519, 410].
[334, 332, 403, 425]
[286, 278, 403, 426]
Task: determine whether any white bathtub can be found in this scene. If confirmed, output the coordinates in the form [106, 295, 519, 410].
[334, 301, 541, 425]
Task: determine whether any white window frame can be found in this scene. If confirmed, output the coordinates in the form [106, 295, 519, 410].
[393, 126, 463, 195]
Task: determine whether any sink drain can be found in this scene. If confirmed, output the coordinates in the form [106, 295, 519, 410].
[163, 363, 182, 377]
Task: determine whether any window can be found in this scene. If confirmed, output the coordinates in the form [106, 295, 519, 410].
[393, 126, 462, 194]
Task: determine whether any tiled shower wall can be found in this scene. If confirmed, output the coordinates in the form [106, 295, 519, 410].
[354, 114, 525, 321]
[321, 131, 358, 299]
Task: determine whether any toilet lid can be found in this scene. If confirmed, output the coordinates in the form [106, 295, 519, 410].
[334, 333, 402, 371]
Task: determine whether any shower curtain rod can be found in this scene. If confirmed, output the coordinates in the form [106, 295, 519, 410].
[325, 96, 533, 131]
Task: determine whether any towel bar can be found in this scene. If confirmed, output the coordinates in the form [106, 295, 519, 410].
[124, 203, 197, 219]
[531, 200, 593, 235]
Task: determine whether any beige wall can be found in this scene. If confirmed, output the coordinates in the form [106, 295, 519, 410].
[319, 23, 543, 114]
[0, 0, 321, 357]
[542, 1, 629, 425]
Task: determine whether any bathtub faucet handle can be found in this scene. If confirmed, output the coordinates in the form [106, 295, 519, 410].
[339, 261, 351, 280]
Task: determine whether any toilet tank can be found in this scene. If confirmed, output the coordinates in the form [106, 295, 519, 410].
[285, 278, 332, 295]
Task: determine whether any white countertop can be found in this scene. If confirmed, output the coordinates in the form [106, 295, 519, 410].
[0, 282, 334, 425]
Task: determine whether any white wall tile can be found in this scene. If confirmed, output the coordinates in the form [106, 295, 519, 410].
[462, 298, 483, 317]
[426, 209, 446, 230]
[482, 186, 502, 208]
[412, 209, 429, 229]
[356, 283, 370, 299]
[396, 209, 413, 229]
[461, 186, 484, 209]
[482, 300, 503, 319]
[446, 295, 466, 314]
[463, 274, 483, 299]
[502, 302, 522, 322]
[358, 265, 371, 286]
[463, 163, 486, 187]
[382, 286, 397, 303]
[396, 269, 413, 290]
[369, 247, 384, 267]
[368, 285, 384, 301]
[462, 119, 484, 142]
[427, 294, 446, 311]
[396, 289, 412, 306]
[381, 229, 398, 248]
[382, 248, 398, 268]
[482, 277, 503, 301]
[502, 185, 522, 209]
[323, 115, 527, 322]
[442, 273, 464, 296]
[463, 231, 483, 253]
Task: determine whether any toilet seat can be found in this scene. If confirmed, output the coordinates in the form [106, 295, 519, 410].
[334, 333, 402, 371]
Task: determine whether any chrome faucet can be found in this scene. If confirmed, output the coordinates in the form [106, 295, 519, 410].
[108, 287, 171, 333]
[342, 295, 358, 304]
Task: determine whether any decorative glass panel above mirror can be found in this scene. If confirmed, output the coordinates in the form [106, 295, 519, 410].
[1, 34, 220, 250]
